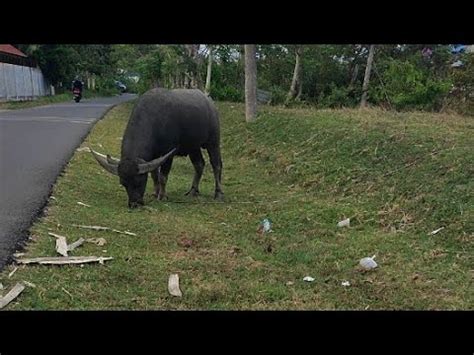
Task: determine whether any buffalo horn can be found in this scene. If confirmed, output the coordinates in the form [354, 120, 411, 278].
[137, 148, 177, 174]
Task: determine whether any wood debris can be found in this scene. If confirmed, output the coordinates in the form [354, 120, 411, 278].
[72, 224, 137, 236]
[0, 283, 25, 309]
[77, 202, 91, 207]
[49, 232, 69, 257]
[8, 267, 18, 278]
[16, 256, 113, 265]
[67, 238, 85, 252]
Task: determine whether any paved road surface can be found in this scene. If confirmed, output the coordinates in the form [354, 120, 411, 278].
[0, 94, 136, 270]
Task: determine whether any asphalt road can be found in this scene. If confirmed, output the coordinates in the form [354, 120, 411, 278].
[0, 94, 136, 270]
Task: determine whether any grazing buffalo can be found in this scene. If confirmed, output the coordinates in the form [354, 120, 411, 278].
[90, 88, 224, 208]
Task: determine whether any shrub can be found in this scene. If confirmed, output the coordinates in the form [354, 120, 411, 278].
[371, 59, 452, 111]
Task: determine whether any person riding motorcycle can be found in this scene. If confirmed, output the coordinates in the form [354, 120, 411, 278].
[72, 77, 84, 92]
[72, 76, 84, 102]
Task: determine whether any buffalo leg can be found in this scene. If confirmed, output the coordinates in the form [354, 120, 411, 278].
[207, 145, 224, 200]
[157, 158, 173, 201]
[151, 168, 160, 197]
[185, 150, 205, 197]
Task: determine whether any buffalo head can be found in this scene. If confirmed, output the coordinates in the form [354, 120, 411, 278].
[90, 148, 176, 208]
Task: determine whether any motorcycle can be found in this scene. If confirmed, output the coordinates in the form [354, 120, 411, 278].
[73, 87, 82, 103]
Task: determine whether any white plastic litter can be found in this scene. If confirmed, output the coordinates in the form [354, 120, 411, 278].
[429, 227, 444, 235]
[303, 276, 315, 282]
[168, 274, 182, 297]
[359, 255, 378, 270]
[337, 218, 350, 228]
[341, 281, 351, 287]
[263, 219, 272, 232]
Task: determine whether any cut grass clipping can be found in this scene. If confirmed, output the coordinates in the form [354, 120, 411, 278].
[2, 102, 473, 309]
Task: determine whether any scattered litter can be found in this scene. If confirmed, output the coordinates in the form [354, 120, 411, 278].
[48, 232, 66, 239]
[86, 238, 107, 246]
[0, 283, 25, 309]
[22, 281, 36, 288]
[102, 250, 107, 253]
[257, 218, 272, 235]
[77, 202, 91, 207]
[168, 274, 182, 297]
[359, 255, 378, 270]
[303, 276, 315, 282]
[341, 281, 351, 287]
[16, 256, 113, 265]
[72, 224, 137, 236]
[365, 305, 370, 310]
[67, 238, 85, 252]
[8, 267, 18, 278]
[76, 146, 91, 152]
[62, 287, 73, 299]
[72, 224, 108, 231]
[286, 281, 294, 286]
[49, 232, 68, 256]
[13, 253, 25, 258]
[429, 227, 444, 236]
[337, 218, 350, 228]
[50, 196, 57, 201]
[55, 236, 69, 257]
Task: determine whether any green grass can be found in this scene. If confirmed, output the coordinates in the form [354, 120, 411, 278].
[2, 102, 473, 309]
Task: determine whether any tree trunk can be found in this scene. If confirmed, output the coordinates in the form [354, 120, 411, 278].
[286, 46, 303, 104]
[244, 44, 257, 122]
[349, 63, 359, 88]
[184, 44, 200, 89]
[360, 45, 375, 108]
[205, 45, 213, 95]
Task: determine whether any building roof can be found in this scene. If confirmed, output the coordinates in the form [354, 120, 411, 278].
[0, 44, 28, 58]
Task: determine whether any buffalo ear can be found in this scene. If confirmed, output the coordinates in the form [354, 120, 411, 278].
[137, 148, 177, 174]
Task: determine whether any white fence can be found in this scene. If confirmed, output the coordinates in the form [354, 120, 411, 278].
[0, 63, 51, 101]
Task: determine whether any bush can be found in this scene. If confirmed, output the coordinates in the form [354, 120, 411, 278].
[269, 86, 287, 105]
[371, 59, 452, 111]
[210, 84, 243, 102]
[318, 84, 359, 108]
[94, 76, 120, 96]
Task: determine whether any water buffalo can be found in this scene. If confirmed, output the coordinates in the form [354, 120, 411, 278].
[90, 88, 224, 208]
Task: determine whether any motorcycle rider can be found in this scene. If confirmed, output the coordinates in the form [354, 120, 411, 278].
[72, 76, 84, 96]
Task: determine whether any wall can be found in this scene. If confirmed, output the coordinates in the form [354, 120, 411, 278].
[0, 63, 51, 101]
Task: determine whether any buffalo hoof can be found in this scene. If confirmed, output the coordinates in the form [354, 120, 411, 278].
[214, 191, 224, 201]
[157, 193, 168, 201]
[129, 200, 144, 209]
[185, 188, 200, 197]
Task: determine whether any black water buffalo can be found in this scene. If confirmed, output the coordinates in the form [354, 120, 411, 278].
[91, 88, 224, 208]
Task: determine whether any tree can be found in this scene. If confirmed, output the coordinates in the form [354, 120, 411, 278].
[286, 45, 303, 104]
[34, 45, 80, 87]
[244, 45, 257, 122]
[183, 44, 201, 89]
[360, 45, 375, 108]
[205, 45, 213, 95]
